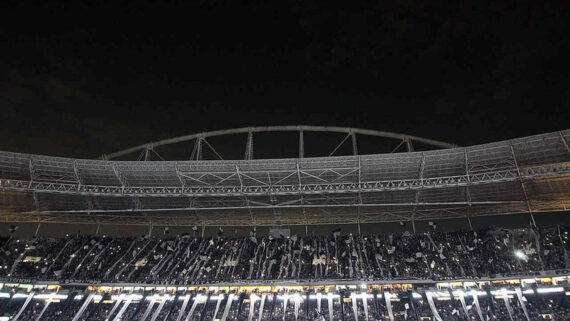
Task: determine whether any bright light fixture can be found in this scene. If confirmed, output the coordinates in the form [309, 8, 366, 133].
[514, 250, 527, 260]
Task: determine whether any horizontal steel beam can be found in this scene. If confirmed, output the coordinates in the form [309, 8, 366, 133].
[1, 163, 567, 197]
[15, 200, 526, 215]
[0, 205, 562, 226]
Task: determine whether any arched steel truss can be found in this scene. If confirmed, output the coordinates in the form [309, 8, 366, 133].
[0, 130, 569, 228]
[101, 126, 458, 160]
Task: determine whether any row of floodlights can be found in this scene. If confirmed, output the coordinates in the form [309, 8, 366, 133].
[0, 287, 565, 302]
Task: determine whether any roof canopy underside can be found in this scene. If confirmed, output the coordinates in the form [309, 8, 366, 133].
[0, 130, 569, 226]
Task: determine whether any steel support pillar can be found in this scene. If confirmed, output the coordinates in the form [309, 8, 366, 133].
[245, 131, 254, 160]
[299, 131, 304, 158]
[509, 143, 537, 228]
[34, 222, 41, 237]
[351, 132, 358, 156]
[464, 149, 473, 230]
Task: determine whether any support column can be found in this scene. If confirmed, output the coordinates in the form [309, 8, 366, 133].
[405, 138, 414, 152]
[185, 295, 201, 321]
[71, 293, 94, 321]
[112, 297, 133, 321]
[356, 155, 362, 235]
[149, 298, 166, 321]
[175, 294, 191, 321]
[305, 292, 310, 320]
[190, 137, 203, 161]
[12, 292, 35, 321]
[35, 299, 51, 321]
[144, 145, 151, 161]
[464, 149, 474, 231]
[34, 222, 41, 237]
[351, 132, 358, 156]
[140, 297, 157, 321]
[411, 153, 425, 234]
[245, 131, 254, 160]
[509, 143, 537, 228]
[340, 292, 346, 321]
[299, 131, 304, 159]
[560, 131, 570, 154]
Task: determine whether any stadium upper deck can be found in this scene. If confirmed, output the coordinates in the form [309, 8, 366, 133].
[0, 128, 568, 227]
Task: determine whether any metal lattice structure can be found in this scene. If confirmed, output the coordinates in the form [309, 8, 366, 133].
[0, 128, 569, 228]
[100, 126, 458, 160]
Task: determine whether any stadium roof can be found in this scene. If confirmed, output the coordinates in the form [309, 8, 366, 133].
[0, 128, 569, 227]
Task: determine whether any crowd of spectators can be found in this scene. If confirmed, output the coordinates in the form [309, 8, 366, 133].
[0, 225, 568, 284]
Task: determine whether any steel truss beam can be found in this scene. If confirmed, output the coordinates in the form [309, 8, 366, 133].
[102, 125, 458, 160]
[0, 130, 568, 227]
[1, 163, 567, 197]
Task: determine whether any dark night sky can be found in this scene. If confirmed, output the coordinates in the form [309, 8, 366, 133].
[1, 0, 569, 159]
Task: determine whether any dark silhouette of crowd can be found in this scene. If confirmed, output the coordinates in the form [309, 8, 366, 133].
[0, 225, 568, 285]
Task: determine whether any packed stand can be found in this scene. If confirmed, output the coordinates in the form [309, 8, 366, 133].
[0, 226, 568, 284]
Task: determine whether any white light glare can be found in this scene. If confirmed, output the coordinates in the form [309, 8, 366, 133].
[490, 289, 516, 296]
[514, 250, 527, 260]
[309, 293, 340, 299]
[34, 293, 68, 300]
[350, 293, 374, 299]
[278, 294, 302, 301]
[146, 294, 174, 301]
[537, 287, 564, 294]
[470, 290, 487, 297]
[194, 294, 234, 301]
[126, 294, 143, 301]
